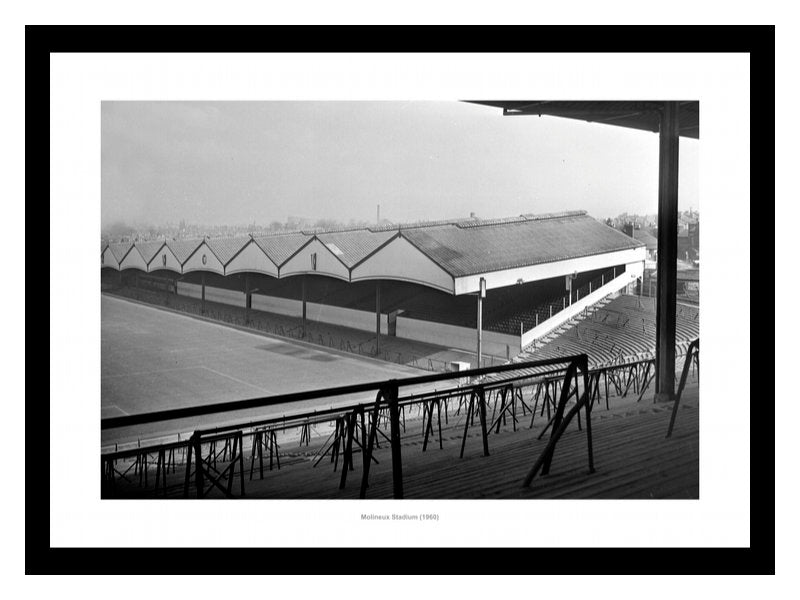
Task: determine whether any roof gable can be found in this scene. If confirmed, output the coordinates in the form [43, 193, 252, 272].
[280, 236, 350, 280]
[101, 245, 119, 269]
[351, 234, 454, 293]
[183, 240, 225, 274]
[226, 238, 278, 276]
[150, 244, 183, 273]
[118, 245, 148, 271]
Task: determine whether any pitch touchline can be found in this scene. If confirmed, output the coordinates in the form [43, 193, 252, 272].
[101, 365, 205, 379]
[104, 293, 292, 344]
[200, 366, 273, 395]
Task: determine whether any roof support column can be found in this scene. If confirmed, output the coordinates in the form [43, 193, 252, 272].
[302, 275, 307, 339]
[477, 277, 485, 369]
[201, 272, 206, 315]
[568, 276, 573, 306]
[375, 281, 381, 356]
[244, 273, 251, 324]
[655, 101, 680, 402]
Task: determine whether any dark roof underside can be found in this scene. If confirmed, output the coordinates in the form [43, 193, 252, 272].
[469, 101, 699, 139]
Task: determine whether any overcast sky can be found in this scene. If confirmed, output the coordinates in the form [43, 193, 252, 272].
[101, 101, 699, 228]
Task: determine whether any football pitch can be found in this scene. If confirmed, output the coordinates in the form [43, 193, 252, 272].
[101, 294, 427, 446]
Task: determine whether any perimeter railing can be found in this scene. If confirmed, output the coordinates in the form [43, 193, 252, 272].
[666, 338, 700, 437]
[102, 355, 598, 499]
[101, 342, 699, 499]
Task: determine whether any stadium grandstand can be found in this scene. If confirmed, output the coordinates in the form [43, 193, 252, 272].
[102, 210, 646, 363]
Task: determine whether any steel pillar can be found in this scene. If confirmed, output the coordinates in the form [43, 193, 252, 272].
[302, 275, 307, 338]
[244, 273, 251, 323]
[477, 277, 485, 369]
[201, 272, 206, 314]
[568, 276, 573, 306]
[386, 382, 403, 499]
[375, 281, 381, 356]
[655, 101, 680, 402]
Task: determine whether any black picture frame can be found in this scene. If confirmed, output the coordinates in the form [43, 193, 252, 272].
[34, 24, 773, 575]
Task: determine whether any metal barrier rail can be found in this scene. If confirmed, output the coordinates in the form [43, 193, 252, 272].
[101, 324, 700, 499]
[666, 338, 700, 437]
[102, 354, 588, 499]
[524, 354, 593, 486]
[101, 355, 581, 431]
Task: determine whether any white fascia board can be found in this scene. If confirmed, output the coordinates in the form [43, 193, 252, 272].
[350, 235, 455, 294]
[148, 245, 183, 274]
[225, 239, 279, 277]
[119, 247, 148, 271]
[101, 247, 120, 270]
[280, 237, 350, 281]
[454, 247, 647, 295]
[183, 241, 225, 275]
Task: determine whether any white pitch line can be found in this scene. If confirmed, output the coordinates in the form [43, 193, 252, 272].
[201, 366, 273, 395]
[101, 365, 203, 379]
[104, 294, 291, 345]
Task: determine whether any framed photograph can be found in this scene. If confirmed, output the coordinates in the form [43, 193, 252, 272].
[35, 24, 772, 575]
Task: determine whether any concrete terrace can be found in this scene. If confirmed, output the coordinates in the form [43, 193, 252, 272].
[108, 379, 699, 500]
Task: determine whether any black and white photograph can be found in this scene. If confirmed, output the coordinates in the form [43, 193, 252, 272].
[29, 20, 776, 581]
[99, 100, 700, 500]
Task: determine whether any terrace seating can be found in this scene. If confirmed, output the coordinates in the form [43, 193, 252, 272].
[521, 295, 699, 368]
[485, 266, 618, 336]
[401, 299, 477, 328]
[486, 290, 567, 335]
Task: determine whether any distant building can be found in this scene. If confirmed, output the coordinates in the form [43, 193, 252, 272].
[622, 223, 658, 261]
[678, 228, 699, 262]
[688, 221, 699, 254]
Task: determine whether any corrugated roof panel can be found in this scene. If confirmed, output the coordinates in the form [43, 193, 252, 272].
[253, 232, 311, 266]
[108, 241, 133, 262]
[470, 101, 699, 139]
[317, 229, 397, 268]
[402, 214, 644, 277]
[206, 236, 251, 265]
[134, 240, 166, 264]
[166, 239, 203, 264]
